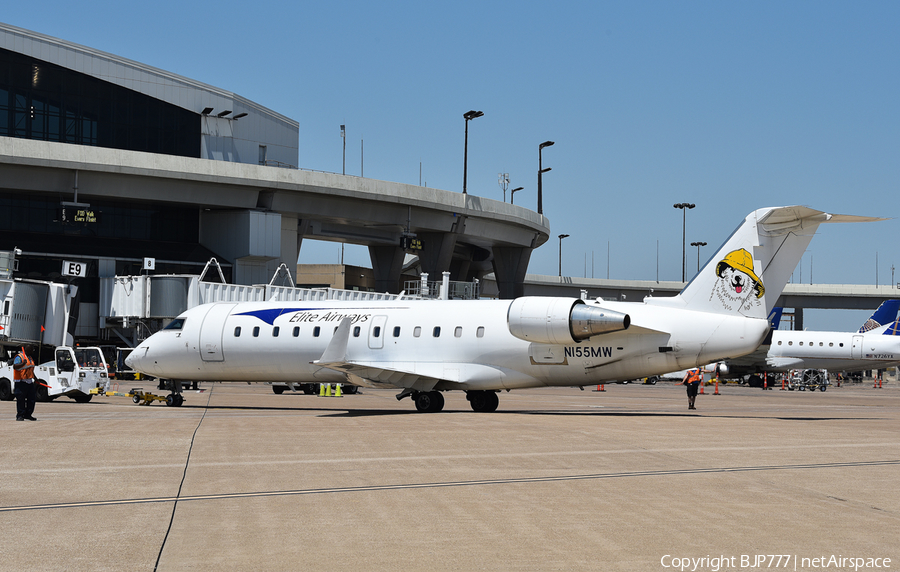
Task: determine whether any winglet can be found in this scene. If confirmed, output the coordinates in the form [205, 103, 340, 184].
[314, 317, 353, 364]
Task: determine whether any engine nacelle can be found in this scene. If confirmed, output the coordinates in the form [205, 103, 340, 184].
[507, 297, 630, 345]
[703, 362, 729, 376]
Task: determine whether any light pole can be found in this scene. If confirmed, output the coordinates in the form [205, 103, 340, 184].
[340, 124, 346, 175]
[690, 241, 707, 272]
[510, 186, 523, 205]
[558, 233, 570, 277]
[498, 173, 509, 202]
[538, 141, 554, 214]
[674, 203, 696, 282]
[463, 110, 483, 194]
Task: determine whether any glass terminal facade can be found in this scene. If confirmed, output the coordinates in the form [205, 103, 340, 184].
[0, 47, 199, 157]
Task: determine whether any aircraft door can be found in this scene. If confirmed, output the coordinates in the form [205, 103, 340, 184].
[199, 303, 236, 362]
[851, 335, 863, 360]
[369, 315, 387, 349]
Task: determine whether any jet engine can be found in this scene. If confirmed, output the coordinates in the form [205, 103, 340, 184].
[507, 297, 630, 345]
[703, 362, 729, 376]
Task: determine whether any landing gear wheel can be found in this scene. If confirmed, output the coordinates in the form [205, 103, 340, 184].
[468, 390, 499, 412]
[272, 385, 285, 394]
[414, 391, 444, 413]
[166, 393, 185, 407]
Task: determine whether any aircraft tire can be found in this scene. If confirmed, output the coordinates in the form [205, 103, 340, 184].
[175, 394, 184, 406]
[414, 391, 444, 413]
[468, 390, 499, 412]
[0, 378, 12, 401]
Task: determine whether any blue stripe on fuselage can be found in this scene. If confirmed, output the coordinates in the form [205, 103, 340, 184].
[235, 308, 316, 325]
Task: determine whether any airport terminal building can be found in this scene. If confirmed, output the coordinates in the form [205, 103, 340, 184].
[0, 22, 551, 346]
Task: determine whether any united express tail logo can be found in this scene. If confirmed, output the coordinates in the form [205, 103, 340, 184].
[709, 249, 764, 313]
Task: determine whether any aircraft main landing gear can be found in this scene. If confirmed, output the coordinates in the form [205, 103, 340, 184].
[414, 391, 445, 413]
[396, 389, 445, 412]
[466, 390, 499, 412]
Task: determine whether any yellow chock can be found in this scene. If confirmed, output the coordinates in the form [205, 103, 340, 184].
[334, 383, 343, 397]
[318, 383, 326, 397]
[325, 383, 332, 397]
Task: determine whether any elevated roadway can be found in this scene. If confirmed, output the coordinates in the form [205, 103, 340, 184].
[0, 138, 550, 297]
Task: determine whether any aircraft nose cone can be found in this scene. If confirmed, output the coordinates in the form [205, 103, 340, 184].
[124, 348, 142, 371]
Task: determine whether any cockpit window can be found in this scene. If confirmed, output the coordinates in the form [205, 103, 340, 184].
[164, 318, 186, 331]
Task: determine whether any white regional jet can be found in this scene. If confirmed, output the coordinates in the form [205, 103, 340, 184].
[723, 300, 900, 386]
[126, 206, 881, 412]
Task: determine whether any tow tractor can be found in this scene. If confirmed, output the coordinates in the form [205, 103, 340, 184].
[0, 346, 111, 403]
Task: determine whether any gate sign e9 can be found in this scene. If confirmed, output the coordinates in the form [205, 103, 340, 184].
[62, 260, 88, 278]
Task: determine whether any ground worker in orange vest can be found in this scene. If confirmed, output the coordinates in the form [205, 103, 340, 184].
[682, 367, 702, 410]
[13, 345, 38, 421]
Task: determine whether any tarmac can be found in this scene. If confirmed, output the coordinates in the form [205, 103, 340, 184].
[1, 380, 897, 572]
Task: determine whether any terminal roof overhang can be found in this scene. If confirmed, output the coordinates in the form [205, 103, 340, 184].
[0, 138, 551, 252]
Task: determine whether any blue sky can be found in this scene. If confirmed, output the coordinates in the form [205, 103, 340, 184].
[6, 2, 899, 329]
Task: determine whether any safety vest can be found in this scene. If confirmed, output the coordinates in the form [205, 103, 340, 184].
[13, 351, 35, 381]
[686, 369, 702, 384]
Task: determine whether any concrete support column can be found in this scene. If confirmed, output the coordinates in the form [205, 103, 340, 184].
[280, 214, 299, 284]
[491, 246, 532, 299]
[418, 232, 458, 280]
[368, 245, 406, 294]
[794, 307, 804, 331]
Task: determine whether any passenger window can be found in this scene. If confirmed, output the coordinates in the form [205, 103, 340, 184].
[799, 342, 803, 346]
[353, 326, 361, 337]
[788, 341, 792, 346]
[819, 342, 823, 346]
[273, 326, 280, 337]
[433, 326, 441, 338]
[234, 326, 241, 337]
[393, 326, 401, 337]
[777, 340, 782, 345]
[293, 327, 300, 337]
[414, 326, 421, 338]
[477, 326, 485, 338]
[839, 343, 843, 347]
[829, 342, 834, 347]
[313, 326, 321, 337]
[253, 326, 260, 337]
[373, 326, 381, 338]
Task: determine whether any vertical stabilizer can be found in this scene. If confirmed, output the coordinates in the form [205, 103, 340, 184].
[858, 300, 900, 333]
[652, 206, 884, 319]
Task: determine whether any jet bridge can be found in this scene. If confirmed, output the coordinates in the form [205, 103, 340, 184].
[100, 261, 478, 347]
